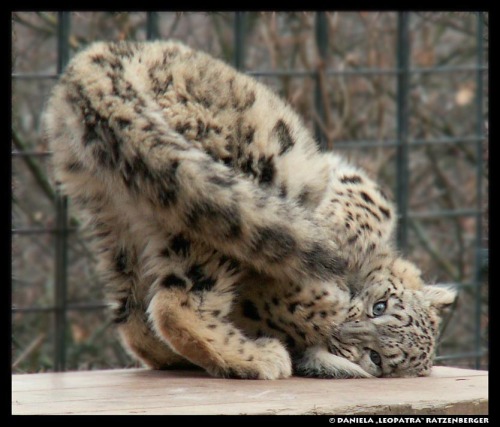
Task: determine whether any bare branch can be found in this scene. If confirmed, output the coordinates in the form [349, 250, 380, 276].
[12, 128, 56, 204]
[408, 219, 460, 282]
[12, 333, 47, 369]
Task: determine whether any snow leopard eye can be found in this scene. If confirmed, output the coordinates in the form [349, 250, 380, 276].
[372, 301, 387, 317]
[369, 349, 382, 367]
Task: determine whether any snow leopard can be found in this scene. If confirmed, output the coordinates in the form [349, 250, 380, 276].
[42, 40, 456, 379]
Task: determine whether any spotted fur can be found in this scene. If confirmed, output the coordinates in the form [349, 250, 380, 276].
[43, 40, 456, 379]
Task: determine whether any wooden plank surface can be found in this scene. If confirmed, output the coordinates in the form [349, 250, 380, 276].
[12, 366, 488, 415]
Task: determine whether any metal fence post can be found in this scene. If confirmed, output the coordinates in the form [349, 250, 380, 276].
[54, 11, 71, 372]
[234, 12, 246, 71]
[473, 12, 485, 370]
[147, 12, 160, 40]
[395, 12, 411, 253]
[314, 12, 328, 151]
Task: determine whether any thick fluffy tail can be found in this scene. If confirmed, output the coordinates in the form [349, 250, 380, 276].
[43, 41, 346, 283]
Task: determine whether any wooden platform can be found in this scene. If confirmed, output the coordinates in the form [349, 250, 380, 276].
[12, 366, 488, 415]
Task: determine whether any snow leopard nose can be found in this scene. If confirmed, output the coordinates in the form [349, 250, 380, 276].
[333, 320, 377, 345]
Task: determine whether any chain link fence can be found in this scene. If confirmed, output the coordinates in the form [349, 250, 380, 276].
[12, 11, 488, 372]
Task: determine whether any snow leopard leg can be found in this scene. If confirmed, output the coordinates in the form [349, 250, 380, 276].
[142, 235, 291, 379]
[294, 346, 372, 378]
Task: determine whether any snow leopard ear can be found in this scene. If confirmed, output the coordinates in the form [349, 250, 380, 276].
[421, 285, 458, 312]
